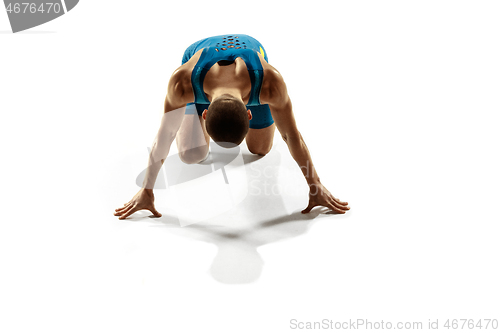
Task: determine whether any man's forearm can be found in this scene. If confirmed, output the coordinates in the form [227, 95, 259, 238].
[142, 107, 185, 190]
[284, 132, 321, 186]
[142, 141, 170, 190]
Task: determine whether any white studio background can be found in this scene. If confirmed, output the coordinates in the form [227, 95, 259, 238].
[1, 1, 499, 333]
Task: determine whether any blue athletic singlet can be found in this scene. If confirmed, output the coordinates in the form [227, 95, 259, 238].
[181, 34, 274, 129]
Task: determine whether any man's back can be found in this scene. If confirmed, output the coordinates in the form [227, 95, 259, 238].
[171, 40, 283, 115]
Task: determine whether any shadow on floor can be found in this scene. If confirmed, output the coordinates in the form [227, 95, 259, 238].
[127, 143, 345, 284]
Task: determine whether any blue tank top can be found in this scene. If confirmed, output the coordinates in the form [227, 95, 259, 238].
[182, 34, 274, 129]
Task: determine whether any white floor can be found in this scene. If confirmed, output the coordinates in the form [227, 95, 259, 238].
[1, 2, 500, 332]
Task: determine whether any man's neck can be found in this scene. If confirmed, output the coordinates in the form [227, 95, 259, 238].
[210, 89, 244, 103]
[205, 58, 249, 103]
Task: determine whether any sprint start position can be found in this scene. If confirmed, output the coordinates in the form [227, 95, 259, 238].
[114, 34, 350, 219]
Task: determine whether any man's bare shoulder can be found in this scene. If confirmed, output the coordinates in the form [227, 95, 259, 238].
[260, 60, 288, 106]
[174, 48, 204, 80]
[166, 49, 204, 109]
[169, 66, 191, 93]
[164, 66, 191, 110]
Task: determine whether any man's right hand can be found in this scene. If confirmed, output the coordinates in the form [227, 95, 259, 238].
[114, 189, 162, 220]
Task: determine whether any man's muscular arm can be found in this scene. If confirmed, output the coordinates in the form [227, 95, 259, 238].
[264, 69, 350, 214]
[142, 69, 190, 189]
[114, 68, 192, 219]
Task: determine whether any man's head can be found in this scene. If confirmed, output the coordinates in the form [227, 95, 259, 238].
[202, 94, 252, 148]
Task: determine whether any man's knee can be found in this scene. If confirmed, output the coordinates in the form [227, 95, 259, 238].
[247, 143, 272, 156]
[179, 146, 209, 164]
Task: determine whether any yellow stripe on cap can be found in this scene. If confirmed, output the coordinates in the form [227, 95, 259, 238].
[259, 46, 265, 58]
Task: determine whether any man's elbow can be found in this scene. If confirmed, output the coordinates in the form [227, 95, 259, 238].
[281, 131, 302, 145]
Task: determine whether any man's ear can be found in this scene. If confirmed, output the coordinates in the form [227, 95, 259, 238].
[202, 109, 208, 120]
[247, 109, 253, 120]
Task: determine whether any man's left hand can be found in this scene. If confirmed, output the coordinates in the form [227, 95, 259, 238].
[301, 183, 350, 214]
